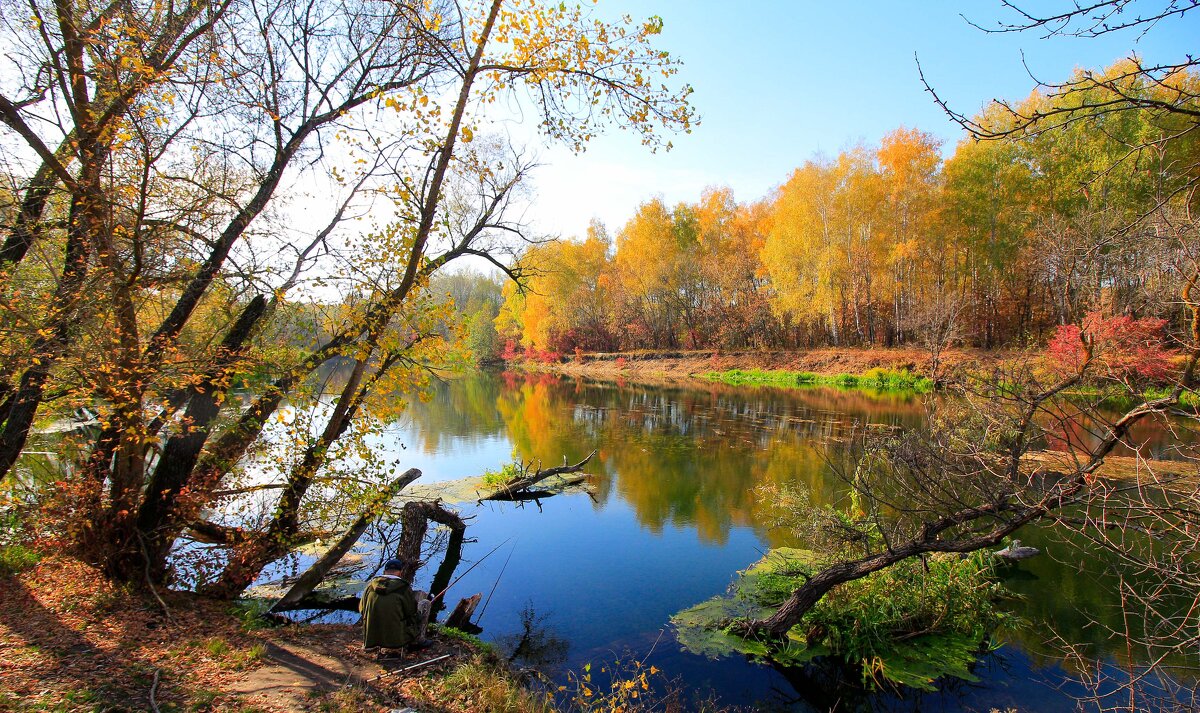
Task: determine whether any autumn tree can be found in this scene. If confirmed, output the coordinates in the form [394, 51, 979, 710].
[612, 197, 692, 348]
[761, 133, 942, 348]
[941, 109, 1039, 346]
[877, 127, 944, 345]
[693, 187, 776, 348]
[501, 220, 616, 353]
[761, 158, 849, 345]
[0, 0, 693, 592]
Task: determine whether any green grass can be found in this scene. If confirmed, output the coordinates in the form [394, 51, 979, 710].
[480, 462, 522, 489]
[229, 599, 274, 632]
[409, 651, 555, 713]
[699, 367, 933, 394]
[430, 623, 497, 655]
[0, 544, 41, 576]
[1063, 384, 1200, 410]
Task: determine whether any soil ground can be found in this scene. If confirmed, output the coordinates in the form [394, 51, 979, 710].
[0, 557, 495, 712]
[536, 347, 1009, 384]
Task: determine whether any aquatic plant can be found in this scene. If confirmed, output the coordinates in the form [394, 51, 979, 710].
[672, 547, 1015, 691]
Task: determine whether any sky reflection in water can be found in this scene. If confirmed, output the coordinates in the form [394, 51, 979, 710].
[340, 371, 1194, 711]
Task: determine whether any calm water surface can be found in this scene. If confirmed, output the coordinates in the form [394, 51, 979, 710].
[348, 371, 1194, 711]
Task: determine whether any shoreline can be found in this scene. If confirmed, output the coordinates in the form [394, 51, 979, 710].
[514, 347, 1006, 387]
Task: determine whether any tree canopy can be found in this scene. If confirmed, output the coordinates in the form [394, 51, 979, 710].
[0, 0, 693, 592]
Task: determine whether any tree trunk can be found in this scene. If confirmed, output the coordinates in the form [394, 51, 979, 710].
[201, 359, 372, 598]
[446, 593, 482, 631]
[394, 500, 468, 583]
[270, 468, 422, 612]
[0, 220, 90, 480]
[137, 295, 270, 578]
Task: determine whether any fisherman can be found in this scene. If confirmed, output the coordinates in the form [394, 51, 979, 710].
[360, 558, 432, 655]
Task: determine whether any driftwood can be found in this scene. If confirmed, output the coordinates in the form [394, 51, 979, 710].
[445, 593, 482, 632]
[186, 520, 255, 545]
[477, 451, 596, 502]
[395, 500, 468, 582]
[485, 475, 590, 501]
[269, 468, 422, 613]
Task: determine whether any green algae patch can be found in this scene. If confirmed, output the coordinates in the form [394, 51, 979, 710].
[671, 548, 818, 660]
[673, 596, 774, 659]
[672, 548, 1012, 692]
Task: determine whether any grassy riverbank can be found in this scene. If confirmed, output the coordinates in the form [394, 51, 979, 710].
[698, 367, 934, 393]
[522, 348, 1200, 406]
[1063, 384, 1200, 409]
[529, 347, 997, 389]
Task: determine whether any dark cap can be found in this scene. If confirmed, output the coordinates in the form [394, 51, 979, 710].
[382, 558, 405, 572]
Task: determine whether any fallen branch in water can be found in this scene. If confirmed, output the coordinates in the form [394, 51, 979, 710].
[477, 450, 596, 502]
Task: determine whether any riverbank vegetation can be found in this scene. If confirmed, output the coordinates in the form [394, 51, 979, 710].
[698, 368, 934, 393]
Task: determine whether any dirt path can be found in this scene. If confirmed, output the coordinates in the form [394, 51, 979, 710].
[228, 628, 469, 712]
[228, 637, 385, 710]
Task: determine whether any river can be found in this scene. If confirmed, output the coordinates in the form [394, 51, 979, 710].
[331, 370, 1196, 711]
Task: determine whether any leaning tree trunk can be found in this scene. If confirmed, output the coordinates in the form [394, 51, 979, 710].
[200, 359, 371, 598]
[269, 468, 422, 612]
[130, 295, 269, 580]
[394, 500, 468, 584]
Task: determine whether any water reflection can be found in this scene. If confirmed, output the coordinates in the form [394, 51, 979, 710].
[497, 602, 571, 669]
[396, 371, 1197, 709]
[408, 373, 926, 547]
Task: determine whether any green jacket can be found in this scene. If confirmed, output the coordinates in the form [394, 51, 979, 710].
[360, 575, 421, 649]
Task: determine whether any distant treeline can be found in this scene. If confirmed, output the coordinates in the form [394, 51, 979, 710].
[491, 59, 1200, 358]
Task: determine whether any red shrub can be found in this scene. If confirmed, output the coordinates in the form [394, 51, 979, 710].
[1046, 311, 1176, 383]
[500, 340, 521, 361]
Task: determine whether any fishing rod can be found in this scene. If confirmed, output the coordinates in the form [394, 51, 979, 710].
[366, 654, 451, 682]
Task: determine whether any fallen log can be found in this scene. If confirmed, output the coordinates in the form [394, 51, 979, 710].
[268, 594, 361, 613]
[477, 451, 596, 502]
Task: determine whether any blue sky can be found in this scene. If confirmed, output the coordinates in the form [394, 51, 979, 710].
[520, 0, 1200, 239]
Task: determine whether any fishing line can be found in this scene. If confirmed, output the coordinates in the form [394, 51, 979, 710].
[431, 536, 512, 603]
[475, 539, 517, 624]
